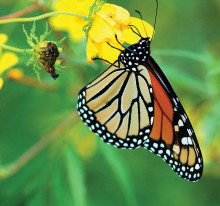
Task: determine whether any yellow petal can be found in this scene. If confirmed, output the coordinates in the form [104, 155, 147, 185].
[108, 35, 124, 51]
[0, 34, 8, 44]
[94, 35, 124, 64]
[113, 4, 130, 28]
[0, 52, 18, 75]
[52, 0, 91, 13]
[50, 15, 86, 42]
[68, 22, 86, 42]
[50, 0, 93, 42]
[112, 26, 125, 42]
[87, 37, 99, 64]
[124, 17, 154, 45]
[89, 14, 115, 43]
[100, 3, 130, 28]
[93, 3, 130, 43]
[0, 33, 8, 54]
[0, 77, 3, 90]
[98, 3, 116, 18]
[98, 42, 120, 64]
[89, 3, 131, 44]
[96, 12, 116, 28]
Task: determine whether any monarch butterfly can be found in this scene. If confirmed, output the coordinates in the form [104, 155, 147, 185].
[77, 5, 203, 182]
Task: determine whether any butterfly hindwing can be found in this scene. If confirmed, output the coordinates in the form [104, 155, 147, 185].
[143, 57, 203, 181]
[78, 61, 156, 148]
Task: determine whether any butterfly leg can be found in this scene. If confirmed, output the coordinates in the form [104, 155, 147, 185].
[114, 35, 138, 55]
[92, 57, 121, 68]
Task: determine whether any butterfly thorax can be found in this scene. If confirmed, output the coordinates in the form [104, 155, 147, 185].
[119, 37, 151, 70]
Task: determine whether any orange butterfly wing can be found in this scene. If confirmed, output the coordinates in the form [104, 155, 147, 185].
[144, 57, 203, 181]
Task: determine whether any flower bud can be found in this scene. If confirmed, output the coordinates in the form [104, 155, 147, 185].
[34, 41, 62, 79]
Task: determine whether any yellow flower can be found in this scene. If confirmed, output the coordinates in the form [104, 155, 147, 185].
[87, 4, 154, 64]
[0, 34, 18, 90]
[50, 0, 94, 41]
[7, 68, 23, 80]
[0, 34, 8, 54]
[50, 0, 154, 64]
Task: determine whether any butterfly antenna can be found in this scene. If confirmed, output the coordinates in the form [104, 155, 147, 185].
[152, 0, 158, 39]
[129, 25, 142, 37]
[135, 10, 148, 38]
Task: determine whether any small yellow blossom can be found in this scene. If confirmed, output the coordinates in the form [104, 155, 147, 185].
[86, 4, 154, 64]
[0, 34, 8, 54]
[50, 0, 94, 41]
[0, 34, 18, 90]
[0, 78, 3, 89]
[7, 68, 24, 80]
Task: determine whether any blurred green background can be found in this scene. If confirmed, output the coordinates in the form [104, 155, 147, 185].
[0, 0, 220, 206]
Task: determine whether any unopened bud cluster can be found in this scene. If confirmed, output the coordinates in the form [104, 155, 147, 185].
[35, 41, 60, 79]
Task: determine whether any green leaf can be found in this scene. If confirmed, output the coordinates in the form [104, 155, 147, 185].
[201, 101, 220, 145]
[57, 36, 67, 44]
[30, 21, 38, 44]
[33, 64, 42, 83]
[156, 62, 206, 96]
[64, 147, 87, 206]
[51, 163, 71, 206]
[22, 24, 35, 47]
[40, 23, 54, 42]
[152, 49, 213, 65]
[99, 145, 138, 206]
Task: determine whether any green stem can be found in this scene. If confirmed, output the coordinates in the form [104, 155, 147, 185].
[0, 3, 41, 20]
[0, 111, 77, 179]
[0, 43, 32, 53]
[0, 11, 87, 24]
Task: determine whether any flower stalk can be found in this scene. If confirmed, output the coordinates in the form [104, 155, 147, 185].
[7, 69, 58, 91]
[0, 11, 87, 24]
[0, 111, 78, 179]
[0, 3, 42, 20]
[0, 43, 32, 54]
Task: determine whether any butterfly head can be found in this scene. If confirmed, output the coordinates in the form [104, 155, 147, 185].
[119, 37, 151, 68]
